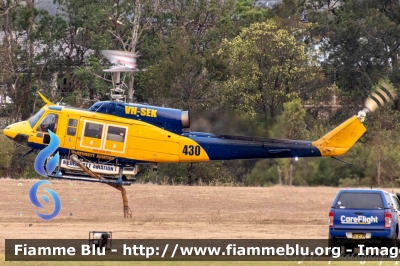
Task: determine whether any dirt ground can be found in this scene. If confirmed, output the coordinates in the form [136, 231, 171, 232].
[0, 178, 367, 251]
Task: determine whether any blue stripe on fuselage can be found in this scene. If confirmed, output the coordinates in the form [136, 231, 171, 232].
[182, 132, 322, 160]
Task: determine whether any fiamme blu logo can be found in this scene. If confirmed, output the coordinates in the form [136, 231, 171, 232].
[29, 130, 61, 220]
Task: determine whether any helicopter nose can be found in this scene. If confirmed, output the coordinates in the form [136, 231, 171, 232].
[3, 122, 31, 146]
[3, 126, 14, 140]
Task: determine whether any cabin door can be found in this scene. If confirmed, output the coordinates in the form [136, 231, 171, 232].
[78, 119, 104, 153]
[102, 124, 128, 154]
[64, 116, 79, 150]
[77, 118, 128, 155]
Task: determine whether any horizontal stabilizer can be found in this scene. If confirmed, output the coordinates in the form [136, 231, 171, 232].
[312, 115, 366, 157]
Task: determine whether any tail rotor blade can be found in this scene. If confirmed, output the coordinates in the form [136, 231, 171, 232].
[357, 80, 397, 122]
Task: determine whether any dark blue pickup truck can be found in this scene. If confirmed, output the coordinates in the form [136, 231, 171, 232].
[329, 189, 400, 248]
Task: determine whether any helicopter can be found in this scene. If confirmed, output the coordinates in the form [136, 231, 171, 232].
[2, 50, 395, 217]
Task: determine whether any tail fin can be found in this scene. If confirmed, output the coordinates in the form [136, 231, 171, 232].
[312, 116, 366, 157]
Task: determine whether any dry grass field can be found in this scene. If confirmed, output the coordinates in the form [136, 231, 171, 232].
[0, 178, 394, 265]
[0, 178, 346, 247]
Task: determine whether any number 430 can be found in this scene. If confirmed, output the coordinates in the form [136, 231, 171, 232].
[182, 145, 201, 156]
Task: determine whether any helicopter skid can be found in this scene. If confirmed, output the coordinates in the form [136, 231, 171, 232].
[47, 173, 132, 186]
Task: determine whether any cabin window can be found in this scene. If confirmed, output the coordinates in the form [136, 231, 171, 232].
[84, 122, 103, 139]
[335, 192, 383, 209]
[29, 109, 45, 128]
[67, 119, 78, 136]
[107, 126, 126, 142]
[37, 114, 59, 133]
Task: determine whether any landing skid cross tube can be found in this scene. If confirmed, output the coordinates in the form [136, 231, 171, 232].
[68, 154, 133, 218]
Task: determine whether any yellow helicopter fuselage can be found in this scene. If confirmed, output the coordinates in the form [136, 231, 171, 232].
[3, 93, 367, 177]
[4, 105, 210, 164]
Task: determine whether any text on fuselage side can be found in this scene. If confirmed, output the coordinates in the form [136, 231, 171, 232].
[62, 159, 116, 171]
[71, 150, 115, 160]
[125, 106, 157, 118]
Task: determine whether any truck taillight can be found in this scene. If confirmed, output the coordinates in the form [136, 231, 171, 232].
[329, 211, 334, 227]
[385, 212, 392, 228]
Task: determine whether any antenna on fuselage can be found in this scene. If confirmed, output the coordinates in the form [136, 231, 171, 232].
[101, 50, 138, 103]
[57, 97, 64, 106]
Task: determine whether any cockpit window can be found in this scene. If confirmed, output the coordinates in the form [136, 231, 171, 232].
[89, 102, 116, 114]
[37, 114, 59, 133]
[29, 109, 45, 128]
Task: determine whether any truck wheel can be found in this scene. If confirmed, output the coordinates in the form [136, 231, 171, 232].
[328, 236, 340, 256]
[383, 233, 397, 248]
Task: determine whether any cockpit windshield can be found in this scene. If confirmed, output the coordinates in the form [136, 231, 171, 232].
[29, 109, 45, 128]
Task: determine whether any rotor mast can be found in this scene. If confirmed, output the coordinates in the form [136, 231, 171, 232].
[110, 72, 125, 102]
[101, 50, 138, 103]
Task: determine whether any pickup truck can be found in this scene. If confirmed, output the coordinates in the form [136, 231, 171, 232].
[329, 189, 400, 248]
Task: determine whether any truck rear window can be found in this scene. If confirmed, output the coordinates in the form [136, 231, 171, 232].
[335, 192, 384, 209]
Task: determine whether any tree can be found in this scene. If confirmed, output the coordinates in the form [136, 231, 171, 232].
[50, 0, 114, 105]
[363, 105, 400, 187]
[0, 0, 38, 121]
[218, 19, 316, 119]
[138, 28, 217, 110]
[310, 0, 400, 118]
[272, 98, 308, 185]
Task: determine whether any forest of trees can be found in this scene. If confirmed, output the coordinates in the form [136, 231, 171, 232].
[1, 0, 400, 187]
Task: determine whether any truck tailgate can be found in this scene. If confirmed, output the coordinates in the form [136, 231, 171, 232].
[333, 209, 386, 230]
[331, 191, 388, 230]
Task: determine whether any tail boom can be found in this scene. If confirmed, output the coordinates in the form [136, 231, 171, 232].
[180, 133, 321, 161]
[180, 116, 366, 161]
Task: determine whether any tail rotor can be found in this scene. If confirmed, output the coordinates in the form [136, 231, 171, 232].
[357, 80, 397, 122]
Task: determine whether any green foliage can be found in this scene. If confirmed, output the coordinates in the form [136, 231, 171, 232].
[244, 159, 278, 186]
[138, 30, 215, 110]
[218, 19, 315, 118]
[307, 158, 336, 186]
[362, 105, 400, 187]
[271, 98, 307, 139]
[0, 131, 15, 171]
[235, 0, 271, 27]
[136, 161, 234, 186]
[310, 0, 400, 114]
[8, 148, 36, 178]
[272, 0, 300, 18]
